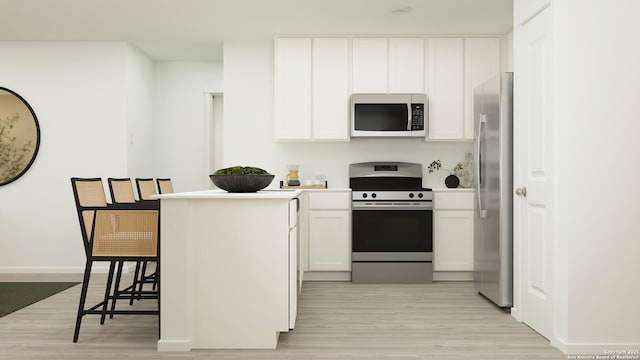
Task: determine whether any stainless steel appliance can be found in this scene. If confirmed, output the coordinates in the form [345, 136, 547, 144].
[350, 162, 433, 283]
[351, 94, 427, 138]
[473, 72, 513, 308]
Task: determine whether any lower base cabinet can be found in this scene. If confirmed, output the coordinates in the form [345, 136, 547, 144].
[433, 190, 475, 274]
[309, 210, 350, 270]
[306, 191, 351, 273]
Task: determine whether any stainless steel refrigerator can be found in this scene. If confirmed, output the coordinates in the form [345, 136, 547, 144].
[473, 72, 513, 308]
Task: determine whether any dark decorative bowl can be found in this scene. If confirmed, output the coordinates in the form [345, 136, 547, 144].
[209, 174, 275, 193]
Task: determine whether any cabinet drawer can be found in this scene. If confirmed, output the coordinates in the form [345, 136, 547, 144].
[309, 192, 351, 210]
[433, 192, 474, 210]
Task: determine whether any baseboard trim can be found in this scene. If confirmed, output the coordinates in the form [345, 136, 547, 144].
[0, 263, 138, 274]
[433, 271, 474, 281]
[157, 339, 192, 352]
[554, 338, 640, 355]
[304, 271, 351, 281]
[303, 271, 474, 282]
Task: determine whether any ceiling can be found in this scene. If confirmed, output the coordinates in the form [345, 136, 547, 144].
[0, 0, 513, 61]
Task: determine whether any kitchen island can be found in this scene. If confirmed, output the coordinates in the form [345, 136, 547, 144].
[154, 189, 303, 351]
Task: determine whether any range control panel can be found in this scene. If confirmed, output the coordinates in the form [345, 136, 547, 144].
[352, 190, 433, 202]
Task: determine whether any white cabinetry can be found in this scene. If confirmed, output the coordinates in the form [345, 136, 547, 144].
[352, 37, 425, 94]
[427, 38, 465, 140]
[298, 192, 309, 277]
[157, 191, 301, 351]
[275, 38, 349, 141]
[308, 191, 351, 272]
[352, 38, 387, 93]
[275, 38, 312, 140]
[389, 38, 425, 93]
[464, 38, 500, 139]
[427, 38, 500, 140]
[433, 190, 474, 277]
[288, 198, 298, 329]
[275, 36, 499, 142]
[312, 38, 350, 140]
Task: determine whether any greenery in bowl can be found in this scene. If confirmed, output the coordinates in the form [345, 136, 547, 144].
[210, 166, 274, 192]
[213, 166, 270, 175]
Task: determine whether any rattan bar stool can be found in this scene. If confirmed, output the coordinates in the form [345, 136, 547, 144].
[132, 178, 161, 302]
[135, 178, 157, 201]
[156, 178, 174, 195]
[71, 177, 159, 342]
[106, 178, 159, 313]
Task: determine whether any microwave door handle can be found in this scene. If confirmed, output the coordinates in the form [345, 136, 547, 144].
[407, 103, 412, 130]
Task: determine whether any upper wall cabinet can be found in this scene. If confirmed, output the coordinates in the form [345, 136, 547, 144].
[275, 36, 500, 142]
[275, 38, 312, 140]
[427, 37, 501, 141]
[427, 38, 465, 140]
[312, 38, 350, 140]
[352, 37, 425, 94]
[275, 37, 350, 141]
[352, 38, 387, 93]
[389, 38, 425, 93]
[464, 38, 500, 140]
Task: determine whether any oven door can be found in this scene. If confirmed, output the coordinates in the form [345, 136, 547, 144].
[351, 203, 433, 262]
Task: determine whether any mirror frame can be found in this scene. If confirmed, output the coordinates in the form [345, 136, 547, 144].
[0, 87, 41, 186]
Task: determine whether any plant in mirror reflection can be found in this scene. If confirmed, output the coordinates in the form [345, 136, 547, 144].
[0, 113, 34, 182]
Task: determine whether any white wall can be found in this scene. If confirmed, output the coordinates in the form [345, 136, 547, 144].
[152, 61, 223, 192]
[126, 44, 155, 178]
[0, 42, 146, 272]
[560, 0, 640, 353]
[515, 0, 640, 353]
[223, 41, 472, 190]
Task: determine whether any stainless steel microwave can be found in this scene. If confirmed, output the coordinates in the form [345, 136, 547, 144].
[351, 94, 428, 138]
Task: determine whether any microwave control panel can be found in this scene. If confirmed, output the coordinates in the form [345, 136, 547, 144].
[411, 104, 425, 130]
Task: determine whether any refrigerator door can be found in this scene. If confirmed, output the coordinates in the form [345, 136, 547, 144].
[473, 73, 513, 308]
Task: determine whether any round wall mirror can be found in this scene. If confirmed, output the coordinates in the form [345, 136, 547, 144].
[0, 87, 40, 186]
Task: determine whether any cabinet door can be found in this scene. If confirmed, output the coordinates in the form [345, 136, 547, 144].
[352, 38, 388, 93]
[464, 38, 500, 139]
[427, 38, 464, 140]
[312, 38, 350, 140]
[389, 38, 425, 93]
[289, 226, 297, 329]
[309, 210, 351, 271]
[433, 209, 474, 271]
[275, 38, 312, 140]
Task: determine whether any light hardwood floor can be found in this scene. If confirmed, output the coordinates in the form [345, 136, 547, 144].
[0, 274, 566, 359]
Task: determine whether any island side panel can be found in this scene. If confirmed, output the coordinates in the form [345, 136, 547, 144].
[158, 198, 193, 351]
[190, 198, 290, 349]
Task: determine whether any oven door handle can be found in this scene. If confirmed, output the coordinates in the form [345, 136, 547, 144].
[352, 203, 433, 211]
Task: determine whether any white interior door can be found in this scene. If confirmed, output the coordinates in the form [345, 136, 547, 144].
[515, 5, 554, 339]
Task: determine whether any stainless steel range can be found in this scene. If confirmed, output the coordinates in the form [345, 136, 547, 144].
[350, 162, 433, 283]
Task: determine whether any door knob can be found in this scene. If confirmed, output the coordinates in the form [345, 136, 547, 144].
[515, 187, 527, 197]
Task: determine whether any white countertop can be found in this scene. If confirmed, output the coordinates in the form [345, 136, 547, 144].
[432, 188, 474, 192]
[153, 189, 303, 200]
[296, 188, 351, 192]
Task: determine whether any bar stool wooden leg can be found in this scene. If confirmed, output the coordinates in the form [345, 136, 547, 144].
[109, 261, 125, 319]
[129, 261, 142, 305]
[73, 260, 93, 342]
[100, 261, 116, 325]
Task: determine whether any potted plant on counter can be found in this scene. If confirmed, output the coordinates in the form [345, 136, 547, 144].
[427, 160, 463, 188]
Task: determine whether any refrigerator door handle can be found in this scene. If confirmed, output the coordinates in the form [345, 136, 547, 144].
[475, 114, 488, 219]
